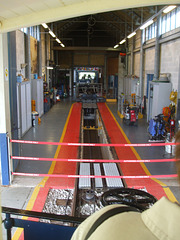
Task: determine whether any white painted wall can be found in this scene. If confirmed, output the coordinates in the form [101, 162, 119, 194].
[130, 32, 180, 97]
[160, 38, 180, 90]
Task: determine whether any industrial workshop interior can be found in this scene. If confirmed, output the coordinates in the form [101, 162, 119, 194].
[1, 0, 180, 239]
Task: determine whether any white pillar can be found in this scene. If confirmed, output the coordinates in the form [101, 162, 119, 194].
[118, 55, 125, 96]
[0, 34, 6, 134]
[0, 33, 11, 135]
[0, 33, 11, 185]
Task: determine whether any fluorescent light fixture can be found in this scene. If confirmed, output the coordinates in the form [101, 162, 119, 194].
[163, 5, 176, 13]
[140, 20, 154, 30]
[114, 44, 119, 49]
[41, 23, 48, 29]
[49, 30, 56, 38]
[119, 39, 126, 44]
[56, 38, 61, 44]
[47, 66, 53, 70]
[60, 43, 65, 47]
[127, 31, 136, 39]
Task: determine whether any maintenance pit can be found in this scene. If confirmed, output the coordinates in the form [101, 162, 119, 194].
[75, 99, 125, 218]
[41, 99, 125, 221]
[41, 98, 156, 223]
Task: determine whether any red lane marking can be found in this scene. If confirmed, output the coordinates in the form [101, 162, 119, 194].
[10, 139, 177, 147]
[12, 172, 178, 179]
[11, 156, 176, 163]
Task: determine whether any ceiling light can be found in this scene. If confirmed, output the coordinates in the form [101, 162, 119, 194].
[56, 38, 61, 44]
[41, 23, 48, 29]
[127, 32, 136, 39]
[119, 39, 126, 44]
[163, 5, 176, 14]
[47, 66, 53, 70]
[140, 20, 154, 30]
[60, 43, 65, 47]
[49, 30, 56, 38]
[114, 44, 119, 49]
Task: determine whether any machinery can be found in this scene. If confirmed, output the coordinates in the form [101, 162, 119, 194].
[119, 94, 141, 126]
[148, 114, 166, 142]
[76, 83, 105, 102]
[123, 105, 138, 126]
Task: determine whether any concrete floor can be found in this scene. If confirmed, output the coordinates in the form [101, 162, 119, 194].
[1, 99, 73, 239]
[1, 99, 180, 239]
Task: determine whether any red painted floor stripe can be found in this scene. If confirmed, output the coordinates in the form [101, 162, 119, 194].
[98, 103, 169, 200]
[18, 103, 81, 240]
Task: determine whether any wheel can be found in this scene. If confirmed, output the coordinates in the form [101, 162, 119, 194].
[101, 188, 157, 211]
[123, 118, 130, 125]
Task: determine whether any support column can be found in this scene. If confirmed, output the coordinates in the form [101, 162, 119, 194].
[118, 55, 125, 112]
[0, 34, 6, 134]
[154, 15, 161, 80]
[0, 134, 10, 185]
[104, 55, 107, 93]
[46, 34, 50, 90]
[0, 33, 11, 185]
[130, 38, 134, 75]
[8, 31, 19, 170]
[139, 31, 144, 100]
[176, 57, 180, 129]
[118, 55, 124, 96]
[37, 26, 42, 77]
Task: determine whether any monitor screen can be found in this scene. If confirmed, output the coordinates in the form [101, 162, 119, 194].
[78, 71, 96, 80]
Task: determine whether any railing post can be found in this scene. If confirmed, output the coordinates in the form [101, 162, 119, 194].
[0, 133, 10, 185]
[4, 213, 13, 240]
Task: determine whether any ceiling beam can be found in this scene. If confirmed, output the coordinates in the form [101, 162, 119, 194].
[0, 0, 174, 33]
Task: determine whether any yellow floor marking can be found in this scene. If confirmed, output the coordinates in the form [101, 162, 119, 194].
[105, 104, 177, 202]
[12, 104, 74, 240]
[106, 99, 117, 103]
[117, 110, 124, 119]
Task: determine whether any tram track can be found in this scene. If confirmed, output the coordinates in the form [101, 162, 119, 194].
[74, 102, 125, 218]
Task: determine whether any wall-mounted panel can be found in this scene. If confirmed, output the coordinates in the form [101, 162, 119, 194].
[30, 36, 38, 73]
[16, 30, 25, 77]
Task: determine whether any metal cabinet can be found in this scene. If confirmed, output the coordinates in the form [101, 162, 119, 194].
[147, 81, 172, 122]
[17, 81, 32, 138]
[31, 78, 44, 117]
